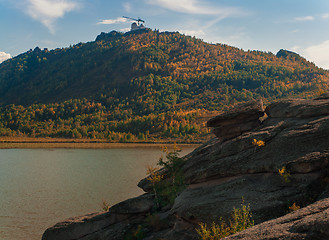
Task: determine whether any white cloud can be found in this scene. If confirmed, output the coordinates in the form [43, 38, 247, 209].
[179, 29, 205, 38]
[24, 0, 79, 33]
[210, 31, 248, 46]
[294, 16, 314, 22]
[145, 0, 243, 17]
[0, 52, 11, 63]
[322, 13, 329, 19]
[303, 40, 329, 69]
[120, 27, 131, 32]
[290, 45, 301, 53]
[123, 2, 131, 12]
[98, 17, 128, 25]
[146, 0, 246, 35]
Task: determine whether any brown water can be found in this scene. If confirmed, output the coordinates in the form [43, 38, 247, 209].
[0, 147, 195, 240]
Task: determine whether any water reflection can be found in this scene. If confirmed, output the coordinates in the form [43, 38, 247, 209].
[0, 147, 195, 240]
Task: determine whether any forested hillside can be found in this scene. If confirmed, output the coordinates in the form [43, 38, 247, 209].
[0, 29, 328, 142]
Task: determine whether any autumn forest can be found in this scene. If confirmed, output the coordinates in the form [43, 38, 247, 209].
[0, 30, 328, 142]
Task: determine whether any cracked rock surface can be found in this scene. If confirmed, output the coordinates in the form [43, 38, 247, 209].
[225, 198, 329, 240]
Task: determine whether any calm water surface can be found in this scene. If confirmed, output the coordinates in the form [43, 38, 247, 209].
[0, 147, 195, 240]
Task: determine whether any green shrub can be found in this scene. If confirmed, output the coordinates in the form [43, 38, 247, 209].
[100, 199, 110, 211]
[157, 144, 185, 205]
[196, 200, 254, 240]
[146, 144, 186, 208]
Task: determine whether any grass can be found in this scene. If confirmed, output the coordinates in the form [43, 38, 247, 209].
[196, 200, 254, 240]
[101, 200, 111, 211]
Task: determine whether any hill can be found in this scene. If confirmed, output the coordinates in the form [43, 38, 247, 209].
[0, 30, 328, 141]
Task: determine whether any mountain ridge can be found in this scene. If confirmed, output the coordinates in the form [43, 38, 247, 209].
[0, 29, 327, 107]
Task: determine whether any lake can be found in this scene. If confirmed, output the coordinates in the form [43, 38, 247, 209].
[0, 146, 195, 240]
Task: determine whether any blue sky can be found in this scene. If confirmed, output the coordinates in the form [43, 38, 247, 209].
[1, 0, 329, 69]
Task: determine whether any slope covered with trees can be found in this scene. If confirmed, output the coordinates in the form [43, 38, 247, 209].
[0, 29, 328, 142]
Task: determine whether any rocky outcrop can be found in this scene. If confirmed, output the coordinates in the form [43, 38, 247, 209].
[42, 194, 156, 240]
[42, 97, 329, 240]
[206, 99, 264, 142]
[225, 198, 329, 240]
[265, 97, 329, 118]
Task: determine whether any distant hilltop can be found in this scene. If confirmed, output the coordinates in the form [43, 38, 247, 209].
[122, 16, 148, 31]
[276, 49, 302, 59]
[95, 29, 151, 41]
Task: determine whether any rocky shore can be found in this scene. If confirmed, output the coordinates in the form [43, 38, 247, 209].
[43, 95, 329, 240]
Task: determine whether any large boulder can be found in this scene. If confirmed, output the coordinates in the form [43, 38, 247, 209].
[206, 99, 265, 141]
[171, 97, 329, 226]
[171, 172, 322, 224]
[42, 194, 155, 240]
[265, 98, 329, 118]
[182, 116, 329, 184]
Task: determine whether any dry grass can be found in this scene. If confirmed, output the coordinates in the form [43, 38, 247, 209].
[196, 200, 254, 240]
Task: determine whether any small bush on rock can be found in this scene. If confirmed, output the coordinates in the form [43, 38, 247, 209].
[157, 144, 185, 205]
[146, 165, 163, 208]
[278, 166, 291, 183]
[196, 200, 254, 240]
[252, 138, 265, 147]
[146, 144, 186, 208]
[100, 199, 110, 211]
[289, 202, 300, 212]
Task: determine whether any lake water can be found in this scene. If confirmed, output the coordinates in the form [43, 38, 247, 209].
[0, 147, 195, 240]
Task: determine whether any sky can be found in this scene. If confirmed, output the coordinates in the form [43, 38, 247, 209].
[1, 0, 329, 69]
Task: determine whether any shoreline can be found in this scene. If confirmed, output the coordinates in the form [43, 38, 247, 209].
[0, 137, 201, 149]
